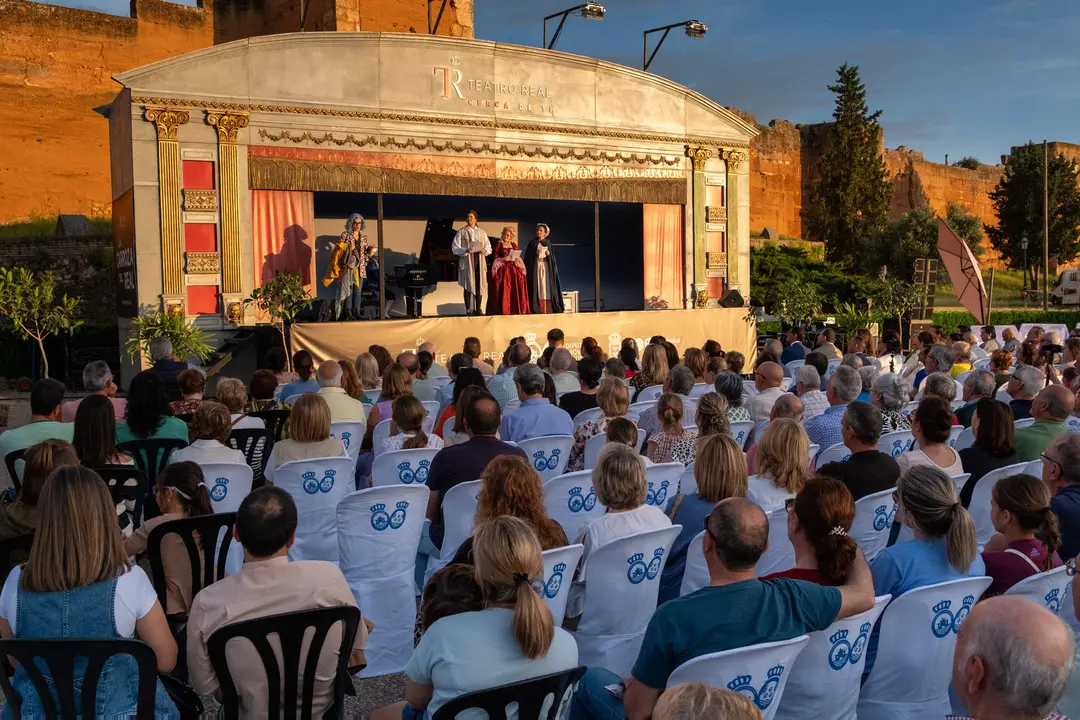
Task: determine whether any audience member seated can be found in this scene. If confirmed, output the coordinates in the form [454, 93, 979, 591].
[311, 360, 367, 425]
[125, 461, 213, 615]
[781, 327, 809, 365]
[407, 352, 439, 402]
[441, 383, 487, 448]
[867, 465, 984, 673]
[73, 393, 134, 469]
[559, 357, 603, 420]
[876, 334, 906, 374]
[0, 378, 73, 462]
[187, 486, 369, 717]
[815, 327, 844, 360]
[377, 395, 444, 456]
[652, 683, 761, 720]
[1007, 365, 1043, 420]
[365, 363, 414, 440]
[0, 439, 78, 542]
[369, 344, 393, 376]
[566, 444, 672, 621]
[746, 418, 811, 512]
[745, 394, 804, 474]
[856, 365, 878, 403]
[336, 359, 364, 402]
[170, 402, 246, 467]
[264, 394, 346, 483]
[795, 360, 830, 419]
[914, 372, 959, 424]
[168, 368, 206, 416]
[912, 344, 955, 399]
[605, 418, 647, 463]
[415, 564, 483, 643]
[148, 336, 187, 401]
[670, 393, 730, 466]
[619, 338, 639, 378]
[803, 365, 861, 450]
[817, 400, 901, 500]
[895, 396, 964, 475]
[956, 369, 997, 427]
[604, 358, 627, 383]
[245, 369, 291, 416]
[761, 475, 858, 585]
[952, 341, 975, 377]
[376, 516, 577, 720]
[723, 349, 745, 375]
[638, 366, 698, 439]
[462, 337, 493, 378]
[682, 347, 708, 384]
[499, 363, 575, 442]
[646, 393, 695, 464]
[713, 371, 751, 423]
[700, 356, 727, 394]
[355, 352, 382, 405]
[1041, 433, 1080, 561]
[990, 348, 1014, 390]
[659, 434, 747, 604]
[0, 466, 179, 716]
[960, 399, 1020, 507]
[434, 353, 473, 416]
[418, 342, 448, 378]
[567, 377, 631, 472]
[629, 344, 669, 401]
[116, 372, 189, 444]
[425, 393, 526, 550]
[979, 473, 1063, 597]
[215, 377, 265, 430]
[1014, 384, 1074, 462]
[548, 348, 579, 396]
[570, 497, 874, 720]
[275, 350, 318, 401]
[62, 360, 127, 422]
[488, 343, 532, 409]
[435, 368, 486, 439]
[266, 346, 298, 389]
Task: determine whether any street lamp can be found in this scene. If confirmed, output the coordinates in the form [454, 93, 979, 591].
[1021, 234, 1030, 302]
[643, 20, 708, 71]
[543, 2, 606, 50]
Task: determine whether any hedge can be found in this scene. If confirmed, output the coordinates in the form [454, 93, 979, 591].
[932, 310, 1080, 333]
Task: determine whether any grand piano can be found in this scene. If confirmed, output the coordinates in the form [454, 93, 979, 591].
[386, 218, 469, 318]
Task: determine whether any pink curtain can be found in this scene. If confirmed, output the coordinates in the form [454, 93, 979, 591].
[643, 204, 684, 310]
[252, 190, 315, 292]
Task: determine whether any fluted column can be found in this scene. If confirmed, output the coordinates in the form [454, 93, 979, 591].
[206, 111, 249, 314]
[686, 146, 713, 308]
[722, 149, 746, 290]
[144, 106, 190, 314]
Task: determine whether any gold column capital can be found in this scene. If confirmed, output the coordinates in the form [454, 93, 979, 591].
[722, 149, 747, 172]
[685, 146, 713, 172]
[206, 111, 250, 144]
[144, 107, 190, 141]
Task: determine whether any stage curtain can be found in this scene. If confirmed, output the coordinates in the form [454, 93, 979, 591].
[642, 204, 684, 310]
[252, 189, 316, 294]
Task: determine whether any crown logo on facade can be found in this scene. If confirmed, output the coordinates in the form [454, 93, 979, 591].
[860, 622, 872, 634]
[933, 600, 953, 613]
[767, 665, 785, 680]
[416, 336, 425, 345]
[371, 503, 386, 513]
[553, 562, 567, 573]
[628, 553, 644, 564]
[396, 501, 409, 510]
[829, 629, 849, 643]
[728, 675, 752, 690]
[302, 471, 317, 481]
[449, 55, 460, 65]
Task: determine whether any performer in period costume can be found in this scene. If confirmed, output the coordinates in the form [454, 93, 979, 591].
[451, 210, 491, 315]
[486, 227, 531, 316]
[321, 213, 373, 320]
[524, 223, 564, 314]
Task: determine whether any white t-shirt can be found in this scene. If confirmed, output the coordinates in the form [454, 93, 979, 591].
[894, 446, 964, 477]
[0, 565, 158, 637]
[376, 431, 445, 457]
[230, 413, 266, 430]
[169, 439, 247, 466]
[746, 473, 796, 514]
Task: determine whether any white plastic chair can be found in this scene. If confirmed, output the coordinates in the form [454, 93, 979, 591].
[626, 401, 656, 422]
[336, 485, 428, 676]
[668, 635, 811, 720]
[645, 463, 684, 508]
[814, 442, 851, 467]
[775, 596, 892, 720]
[877, 430, 915, 458]
[754, 509, 796, 578]
[953, 426, 975, 451]
[583, 431, 646, 470]
[372, 419, 396, 451]
[1066, 416, 1080, 433]
[680, 530, 708, 597]
[784, 359, 805, 377]
[370, 448, 439, 488]
[677, 464, 697, 496]
[743, 380, 759, 398]
[850, 488, 897, 562]
[951, 473, 970, 494]
[806, 444, 820, 467]
[995, 390, 1013, 403]
[284, 393, 304, 405]
[420, 401, 440, 433]
[954, 370, 973, 385]
[516, 435, 575, 481]
[424, 479, 481, 585]
[1015, 417, 1035, 429]
[274, 456, 356, 563]
[688, 383, 711, 399]
[945, 425, 965, 448]
[1004, 565, 1071, 615]
[573, 525, 682, 677]
[329, 421, 366, 461]
[636, 384, 664, 403]
[858, 577, 993, 720]
[198, 462, 254, 514]
[824, 358, 843, 380]
[729, 421, 754, 450]
[969, 461, 1029, 546]
[573, 406, 603, 429]
[544, 470, 608, 540]
[541, 544, 585, 628]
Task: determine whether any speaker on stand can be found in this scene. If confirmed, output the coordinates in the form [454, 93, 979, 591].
[718, 289, 744, 308]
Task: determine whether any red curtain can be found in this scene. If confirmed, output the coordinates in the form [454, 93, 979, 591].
[251, 189, 315, 293]
[643, 204, 684, 310]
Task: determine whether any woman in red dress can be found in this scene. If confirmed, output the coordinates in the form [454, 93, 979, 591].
[487, 226, 531, 315]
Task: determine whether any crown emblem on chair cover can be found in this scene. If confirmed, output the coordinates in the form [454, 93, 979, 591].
[873, 505, 890, 531]
[932, 599, 955, 638]
[390, 501, 409, 529]
[210, 477, 229, 502]
[646, 547, 665, 580]
[828, 629, 851, 670]
[627, 552, 648, 584]
[415, 460, 430, 483]
[1046, 588, 1062, 612]
[568, 487, 585, 512]
[553, 562, 567, 574]
[371, 503, 386, 512]
[933, 600, 952, 613]
[302, 470, 319, 494]
[767, 665, 784, 680]
[339, 431, 352, 450]
[370, 503, 391, 531]
[544, 562, 568, 598]
[850, 621, 872, 665]
[728, 675, 753, 692]
[829, 629, 849, 644]
[859, 621, 872, 634]
[952, 595, 975, 634]
[397, 462, 416, 484]
[318, 469, 336, 493]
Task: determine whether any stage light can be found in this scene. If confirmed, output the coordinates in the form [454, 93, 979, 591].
[684, 20, 708, 39]
[544, 3, 608, 50]
[581, 2, 607, 21]
[644, 20, 709, 71]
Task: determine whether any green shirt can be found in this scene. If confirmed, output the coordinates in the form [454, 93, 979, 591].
[115, 416, 189, 445]
[0, 420, 74, 461]
[1013, 419, 1069, 462]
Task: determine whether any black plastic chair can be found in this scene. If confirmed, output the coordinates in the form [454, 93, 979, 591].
[0, 637, 159, 718]
[96, 465, 149, 531]
[228, 429, 275, 488]
[4, 448, 25, 494]
[175, 413, 194, 425]
[146, 512, 237, 621]
[0, 533, 34, 587]
[208, 605, 362, 720]
[119, 439, 187, 519]
[432, 666, 587, 720]
[248, 409, 291, 442]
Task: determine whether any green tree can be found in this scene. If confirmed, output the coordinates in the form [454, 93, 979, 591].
[802, 63, 892, 268]
[945, 201, 985, 259]
[246, 271, 313, 370]
[0, 268, 83, 378]
[126, 307, 215, 366]
[953, 157, 982, 170]
[986, 142, 1080, 292]
[865, 203, 985, 278]
[869, 276, 924, 328]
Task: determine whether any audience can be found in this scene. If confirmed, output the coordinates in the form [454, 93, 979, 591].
[500, 363, 575, 442]
[170, 401, 247, 466]
[314, 360, 368, 424]
[117, 372, 188, 444]
[917, 371, 959, 420]
[604, 417, 643, 457]
[761, 476, 858, 585]
[698, 356, 727, 397]
[952, 341, 974, 377]
[895, 396, 963, 475]
[276, 350, 318, 400]
[629, 344, 669, 400]
[73, 393, 134, 469]
[1014, 384, 1074, 461]
[619, 338, 639, 377]
[169, 368, 206, 416]
[876, 334, 906, 374]
[266, 346, 297, 388]
[1041, 433, 1080, 560]
[0, 465, 179, 716]
[794, 363, 830, 419]
[419, 342, 448, 378]
[781, 327, 809, 364]
[567, 377, 630, 472]
[637, 365, 697, 439]
[913, 344, 955, 398]
[747, 419, 811, 512]
[1001, 327, 1020, 354]
[245, 369, 290, 416]
[411, 352, 440, 402]
[264, 394, 346, 483]
[670, 392, 730, 466]
[148, 336, 187, 401]
[337, 359, 365, 401]
[681, 348, 708, 384]
[366, 362, 413, 437]
[871, 372, 911, 433]
[757, 339, 782, 368]
[548, 348, 579, 396]
[0, 439, 78, 541]
[377, 395, 444, 456]
[724, 349, 746, 375]
[435, 368, 486, 439]
[817, 400, 901, 500]
[434, 352, 471, 413]
[980, 325, 1000, 353]
[745, 393, 804, 473]
[646, 394, 693, 464]
[980, 473, 1063, 597]
[61, 360, 127, 422]
[488, 343, 532, 409]
[956, 370, 997, 427]
[0, 378, 73, 462]
[1007, 365, 1043, 420]
[815, 328, 843, 359]
[462, 337, 493, 378]
[415, 564, 483, 642]
[355, 352, 383, 402]
[990, 349, 1014, 389]
[369, 344, 394, 375]
[559, 357, 603, 420]
[959, 398, 1020, 507]
[746, 361, 785, 424]
[216, 377, 265, 430]
[652, 683, 761, 720]
[714, 371, 751, 423]
[187, 486, 369, 717]
[856, 365, 878, 403]
[803, 365, 861, 450]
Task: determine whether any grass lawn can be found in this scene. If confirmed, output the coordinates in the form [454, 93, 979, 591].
[934, 268, 1046, 310]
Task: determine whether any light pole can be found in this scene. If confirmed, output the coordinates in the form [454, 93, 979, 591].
[643, 20, 707, 71]
[543, 2, 606, 50]
[1021, 234, 1029, 303]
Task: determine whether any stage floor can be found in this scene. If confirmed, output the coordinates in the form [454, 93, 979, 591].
[291, 308, 756, 367]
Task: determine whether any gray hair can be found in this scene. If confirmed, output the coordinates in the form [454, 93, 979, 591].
[874, 373, 908, 411]
[82, 360, 113, 393]
[714, 372, 745, 408]
[1047, 331, 1062, 345]
[858, 365, 878, 392]
[670, 365, 695, 395]
[795, 365, 821, 390]
[965, 370, 996, 398]
[550, 348, 572, 373]
[840, 354, 862, 371]
[149, 336, 173, 362]
[514, 363, 547, 396]
[762, 338, 782, 361]
[1014, 365, 1044, 397]
[927, 344, 955, 372]
[829, 365, 862, 403]
[1049, 434, 1080, 485]
[924, 372, 957, 403]
[316, 360, 342, 387]
[963, 332, 979, 346]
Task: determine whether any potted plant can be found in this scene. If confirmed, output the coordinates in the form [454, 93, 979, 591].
[126, 307, 214, 365]
[245, 271, 313, 371]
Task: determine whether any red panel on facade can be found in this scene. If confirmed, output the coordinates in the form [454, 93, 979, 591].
[184, 223, 217, 253]
[182, 160, 215, 190]
[186, 285, 219, 315]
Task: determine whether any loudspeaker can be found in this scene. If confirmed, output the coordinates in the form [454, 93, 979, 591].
[718, 289, 744, 308]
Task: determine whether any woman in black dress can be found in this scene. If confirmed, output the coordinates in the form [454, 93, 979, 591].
[524, 223, 563, 314]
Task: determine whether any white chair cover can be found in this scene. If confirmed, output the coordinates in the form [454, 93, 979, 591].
[814, 442, 851, 466]
[626, 402, 656, 422]
[284, 393, 304, 405]
[679, 530, 708, 597]
[583, 433, 608, 470]
[858, 577, 993, 720]
[1015, 417, 1035, 429]
[573, 407, 603, 429]
[969, 461, 1029, 546]
[850, 488, 897, 562]
[825, 358, 843, 380]
[994, 390, 1012, 403]
[573, 525, 682, 677]
[370, 448, 439, 488]
[952, 426, 975, 451]
[954, 370, 973, 385]
[677, 464, 697, 496]
[1023, 459, 1042, 475]
[637, 385, 664, 403]
[420, 401, 441, 433]
[274, 456, 356, 562]
[951, 474, 970, 494]
[541, 544, 585, 628]
[743, 381, 759, 397]
[775, 596, 892, 720]
[424, 479, 481, 584]
[516, 435, 575, 482]
[366, 389, 382, 404]
[329, 421, 366, 461]
[878, 430, 915, 458]
[688, 383, 711, 399]
[668, 635, 811, 720]
[754, 510, 796, 578]
[946, 425, 965, 448]
[1066, 416, 1080, 432]
[198, 462, 254, 514]
[544, 470, 608, 540]
[336, 485, 428, 676]
[372, 419, 396, 450]
[729, 421, 755, 450]
[645, 463, 684, 508]
[807, 444, 820, 467]
[784, 359, 805, 377]
[1004, 565, 1071, 615]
